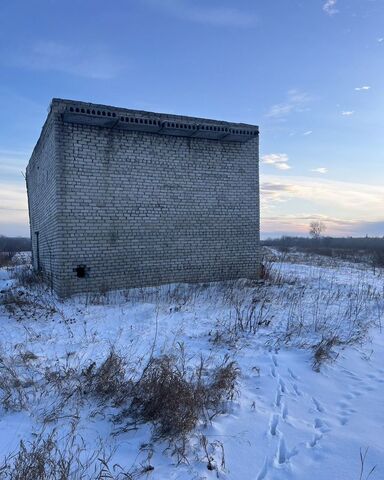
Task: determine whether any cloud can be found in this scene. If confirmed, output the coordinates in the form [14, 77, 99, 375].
[311, 167, 328, 174]
[261, 182, 297, 205]
[7, 41, 125, 79]
[266, 89, 311, 119]
[355, 86, 371, 91]
[261, 175, 384, 236]
[0, 150, 29, 184]
[303, 130, 313, 136]
[323, 0, 338, 15]
[144, 0, 257, 27]
[261, 175, 384, 218]
[262, 153, 291, 170]
[342, 110, 354, 116]
[378, 38, 384, 43]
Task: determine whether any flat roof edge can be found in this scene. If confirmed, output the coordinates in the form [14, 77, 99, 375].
[51, 98, 259, 130]
[52, 98, 258, 143]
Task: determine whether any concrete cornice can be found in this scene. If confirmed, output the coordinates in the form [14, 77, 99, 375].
[52, 98, 259, 143]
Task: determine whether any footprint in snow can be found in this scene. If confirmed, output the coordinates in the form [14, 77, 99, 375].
[307, 432, 322, 448]
[363, 385, 376, 392]
[288, 368, 298, 380]
[314, 418, 323, 429]
[343, 392, 356, 400]
[292, 383, 302, 396]
[269, 414, 279, 436]
[336, 399, 356, 426]
[351, 389, 362, 397]
[338, 415, 349, 426]
[312, 397, 324, 413]
[275, 389, 282, 408]
[271, 355, 278, 367]
[306, 416, 329, 449]
[314, 418, 331, 433]
[256, 456, 269, 480]
[274, 436, 298, 466]
[281, 402, 289, 420]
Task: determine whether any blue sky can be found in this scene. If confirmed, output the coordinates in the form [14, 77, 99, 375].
[0, 0, 383, 237]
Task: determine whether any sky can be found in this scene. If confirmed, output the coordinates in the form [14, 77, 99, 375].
[0, 0, 383, 238]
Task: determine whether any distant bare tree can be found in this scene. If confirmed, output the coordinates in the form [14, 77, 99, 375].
[309, 221, 326, 239]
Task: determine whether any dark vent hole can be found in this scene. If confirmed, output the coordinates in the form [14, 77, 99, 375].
[74, 265, 86, 278]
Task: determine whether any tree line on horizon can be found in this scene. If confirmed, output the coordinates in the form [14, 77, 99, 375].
[0, 235, 31, 253]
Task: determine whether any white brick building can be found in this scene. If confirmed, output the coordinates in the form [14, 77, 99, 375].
[26, 99, 260, 297]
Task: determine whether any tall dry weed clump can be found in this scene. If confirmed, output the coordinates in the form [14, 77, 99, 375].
[260, 256, 285, 285]
[13, 265, 43, 289]
[0, 345, 238, 474]
[0, 426, 117, 480]
[83, 350, 128, 400]
[0, 288, 57, 321]
[118, 352, 239, 440]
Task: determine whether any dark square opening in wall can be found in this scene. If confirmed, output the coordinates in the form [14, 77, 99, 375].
[74, 265, 87, 278]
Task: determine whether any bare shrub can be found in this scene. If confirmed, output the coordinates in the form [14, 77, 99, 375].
[199, 434, 226, 473]
[0, 354, 33, 412]
[1, 290, 34, 317]
[260, 256, 285, 285]
[0, 288, 57, 321]
[13, 265, 43, 289]
[205, 359, 239, 419]
[232, 294, 272, 334]
[120, 353, 239, 440]
[212, 285, 273, 346]
[312, 335, 342, 372]
[83, 350, 130, 401]
[128, 354, 202, 439]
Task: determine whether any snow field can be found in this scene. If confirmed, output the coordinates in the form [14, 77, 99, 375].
[0, 253, 383, 479]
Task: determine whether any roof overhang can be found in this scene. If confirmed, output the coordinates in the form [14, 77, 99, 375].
[60, 101, 258, 143]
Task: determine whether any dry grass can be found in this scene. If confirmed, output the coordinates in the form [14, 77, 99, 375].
[311, 335, 342, 372]
[260, 256, 285, 284]
[0, 424, 140, 480]
[0, 355, 33, 412]
[0, 344, 239, 474]
[0, 288, 58, 321]
[117, 351, 239, 440]
[82, 350, 130, 401]
[13, 265, 43, 289]
[211, 256, 381, 371]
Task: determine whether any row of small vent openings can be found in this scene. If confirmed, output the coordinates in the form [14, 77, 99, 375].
[68, 106, 257, 136]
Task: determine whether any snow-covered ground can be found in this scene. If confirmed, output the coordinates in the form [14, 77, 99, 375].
[0, 253, 383, 479]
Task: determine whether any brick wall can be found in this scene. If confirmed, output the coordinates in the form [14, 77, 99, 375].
[27, 99, 260, 297]
[26, 111, 62, 292]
